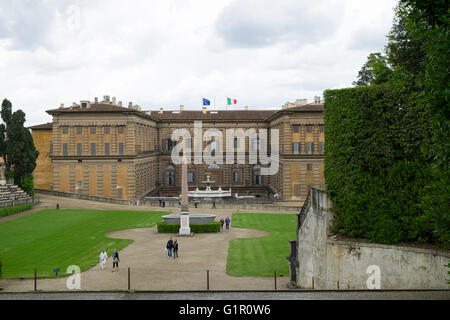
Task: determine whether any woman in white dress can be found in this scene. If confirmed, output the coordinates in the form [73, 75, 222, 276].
[99, 249, 108, 270]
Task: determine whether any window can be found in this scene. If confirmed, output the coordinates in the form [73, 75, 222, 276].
[76, 126, 82, 134]
[251, 137, 258, 152]
[104, 126, 110, 134]
[294, 184, 302, 196]
[306, 125, 312, 133]
[163, 139, 173, 152]
[118, 126, 124, 134]
[62, 143, 68, 156]
[117, 188, 123, 199]
[319, 125, 324, 133]
[185, 137, 192, 149]
[90, 126, 96, 134]
[253, 165, 261, 185]
[104, 142, 110, 155]
[62, 126, 68, 134]
[188, 171, 194, 183]
[233, 137, 239, 148]
[77, 181, 83, 188]
[292, 125, 299, 133]
[293, 142, 299, 154]
[233, 171, 239, 182]
[90, 143, 96, 156]
[165, 165, 175, 186]
[307, 164, 313, 171]
[307, 142, 314, 154]
[81, 102, 87, 108]
[76, 143, 82, 156]
[118, 142, 124, 155]
[49, 142, 53, 153]
[320, 142, 325, 153]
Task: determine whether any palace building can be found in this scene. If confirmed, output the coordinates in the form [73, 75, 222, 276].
[30, 95, 325, 205]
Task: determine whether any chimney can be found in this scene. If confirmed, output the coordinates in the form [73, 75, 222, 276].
[244, 106, 248, 111]
[94, 97, 98, 103]
[128, 102, 133, 108]
[103, 95, 110, 103]
[59, 103, 64, 109]
[202, 107, 207, 114]
[180, 105, 184, 112]
[314, 96, 321, 103]
[112, 97, 116, 105]
[118, 101, 122, 107]
[159, 108, 164, 114]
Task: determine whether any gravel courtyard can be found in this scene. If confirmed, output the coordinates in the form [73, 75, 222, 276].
[0, 194, 290, 292]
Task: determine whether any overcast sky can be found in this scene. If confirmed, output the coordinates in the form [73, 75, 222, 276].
[0, 0, 398, 126]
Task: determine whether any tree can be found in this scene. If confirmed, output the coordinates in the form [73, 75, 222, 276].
[386, 3, 426, 77]
[6, 110, 39, 190]
[1, 99, 12, 126]
[353, 53, 393, 86]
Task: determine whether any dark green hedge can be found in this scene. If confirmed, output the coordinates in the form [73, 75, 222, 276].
[323, 85, 447, 246]
[157, 221, 221, 233]
[0, 204, 33, 218]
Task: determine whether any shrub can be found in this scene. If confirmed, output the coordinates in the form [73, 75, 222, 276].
[157, 221, 220, 233]
[0, 204, 33, 218]
[323, 85, 444, 246]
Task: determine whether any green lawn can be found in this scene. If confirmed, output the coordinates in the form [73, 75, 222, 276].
[226, 213, 296, 277]
[0, 209, 166, 279]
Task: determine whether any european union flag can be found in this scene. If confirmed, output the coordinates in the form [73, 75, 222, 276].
[202, 98, 210, 106]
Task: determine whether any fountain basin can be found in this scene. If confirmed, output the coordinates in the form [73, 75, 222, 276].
[162, 213, 216, 224]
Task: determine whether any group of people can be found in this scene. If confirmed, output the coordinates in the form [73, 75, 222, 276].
[219, 217, 231, 230]
[99, 248, 120, 271]
[166, 237, 179, 259]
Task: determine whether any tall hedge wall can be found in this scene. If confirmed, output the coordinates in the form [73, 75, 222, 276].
[323, 85, 439, 245]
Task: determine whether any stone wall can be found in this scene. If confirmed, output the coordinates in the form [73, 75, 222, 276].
[293, 188, 450, 289]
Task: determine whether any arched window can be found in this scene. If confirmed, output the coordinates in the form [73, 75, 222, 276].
[253, 165, 261, 185]
[165, 165, 175, 186]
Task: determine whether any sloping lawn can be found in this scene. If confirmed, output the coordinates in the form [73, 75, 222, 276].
[0, 209, 166, 279]
[226, 213, 296, 277]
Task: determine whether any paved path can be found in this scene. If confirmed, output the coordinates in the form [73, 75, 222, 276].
[0, 194, 291, 292]
[0, 290, 448, 300]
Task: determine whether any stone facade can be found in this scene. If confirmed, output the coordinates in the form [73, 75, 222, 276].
[30, 98, 325, 204]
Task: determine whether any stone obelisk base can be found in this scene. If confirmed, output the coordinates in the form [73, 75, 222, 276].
[179, 212, 193, 236]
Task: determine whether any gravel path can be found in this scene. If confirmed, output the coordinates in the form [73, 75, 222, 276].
[0, 194, 290, 292]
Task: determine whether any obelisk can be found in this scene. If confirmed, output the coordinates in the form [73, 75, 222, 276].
[179, 155, 191, 236]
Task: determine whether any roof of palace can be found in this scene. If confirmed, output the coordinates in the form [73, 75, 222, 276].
[36, 101, 324, 128]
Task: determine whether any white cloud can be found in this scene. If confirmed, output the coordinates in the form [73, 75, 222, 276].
[0, 0, 398, 126]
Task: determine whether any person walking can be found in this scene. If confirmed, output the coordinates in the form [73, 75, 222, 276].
[194, 200, 198, 208]
[112, 248, 120, 271]
[173, 239, 179, 259]
[166, 237, 174, 258]
[159, 199, 162, 207]
[99, 249, 108, 270]
[220, 218, 224, 230]
[225, 216, 231, 230]
[212, 200, 216, 209]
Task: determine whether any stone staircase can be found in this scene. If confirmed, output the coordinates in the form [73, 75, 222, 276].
[0, 183, 32, 202]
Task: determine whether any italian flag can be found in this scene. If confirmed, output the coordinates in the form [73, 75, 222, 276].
[227, 98, 237, 105]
